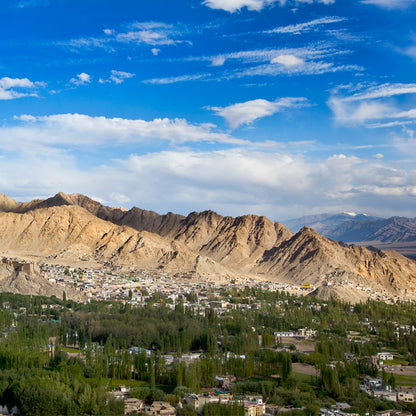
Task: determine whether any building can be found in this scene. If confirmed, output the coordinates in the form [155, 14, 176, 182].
[377, 352, 394, 361]
[184, 394, 199, 410]
[124, 398, 144, 415]
[147, 401, 176, 416]
[243, 398, 266, 416]
[397, 392, 414, 402]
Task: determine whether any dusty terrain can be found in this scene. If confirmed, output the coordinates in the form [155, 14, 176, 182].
[1, 192, 416, 303]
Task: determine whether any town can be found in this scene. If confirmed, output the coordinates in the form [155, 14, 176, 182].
[1, 258, 416, 416]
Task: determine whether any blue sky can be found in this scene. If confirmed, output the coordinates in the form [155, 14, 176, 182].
[1, 0, 416, 220]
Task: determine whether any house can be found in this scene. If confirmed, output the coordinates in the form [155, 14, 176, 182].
[184, 394, 199, 410]
[376, 410, 394, 416]
[397, 392, 414, 402]
[377, 352, 394, 361]
[373, 391, 397, 402]
[124, 398, 144, 415]
[147, 401, 176, 416]
[243, 398, 266, 416]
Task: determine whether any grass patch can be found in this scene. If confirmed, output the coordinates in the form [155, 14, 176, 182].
[387, 374, 416, 386]
[390, 357, 409, 366]
[293, 372, 316, 383]
[107, 379, 148, 390]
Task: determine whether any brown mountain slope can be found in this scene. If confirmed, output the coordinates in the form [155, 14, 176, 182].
[1, 193, 293, 272]
[0, 205, 231, 277]
[0, 194, 19, 212]
[255, 226, 416, 293]
[2, 192, 186, 236]
[172, 210, 293, 271]
[1, 193, 416, 299]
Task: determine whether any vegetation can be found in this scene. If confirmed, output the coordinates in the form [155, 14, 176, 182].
[0, 289, 416, 414]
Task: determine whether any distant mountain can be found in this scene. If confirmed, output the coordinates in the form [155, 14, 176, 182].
[1, 192, 416, 302]
[284, 212, 381, 235]
[283, 213, 416, 259]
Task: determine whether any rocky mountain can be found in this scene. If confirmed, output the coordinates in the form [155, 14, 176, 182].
[1, 192, 416, 300]
[284, 213, 416, 259]
[284, 212, 381, 236]
[0, 260, 84, 301]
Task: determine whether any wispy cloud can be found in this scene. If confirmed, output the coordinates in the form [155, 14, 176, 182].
[191, 44, 348, 65]
[145, 44, 359, 84]
[202, 0, 335, 13]
[115, 22, 183, 46]
[62, 21, 190, 53]
[209, 97, 308, 128]
[99, 70, 136, 84]
[264, 16, 346, 35]
[13, 0, 49, 8]
[0, 76, 44, 100]
[361, 0, 416, 9]
[144, 73, 211, 85]
[328, 83, 416, 126]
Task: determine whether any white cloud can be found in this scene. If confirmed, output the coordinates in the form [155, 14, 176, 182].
[0, 76, 43, 100]
[115, 22, 186, 47]
[98, 70, 136, 84]
[203, 0, 275, 12]
[2, 148, 415, 220]
[5, 113, 241, 148]
[145, 45, 358, 84]
[202, 0, 335, 12]
[361, 0, 416, 9]
[193, 45, 347, 66]
[63, 21, 188, 52]
[0, 77, 36, 89]
[328, 98, 395, 124]
[271, 54, 305, 68]
[151, 48, 160, 56]
[144, 73, 211, 85]
[265, 16, 346, 35]
[402, 45, 416, 60]
[341, 83, 416, 102]
[110, 70, 135, 84]
[211, 55, 226, 66]
[328, 83, 416, 126]
[70, 73, 91, 86]
[209, 97, 307, 128]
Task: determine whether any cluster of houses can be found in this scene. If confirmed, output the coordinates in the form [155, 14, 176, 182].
[3, 255, 413, 306]
[360, 376, 415, 403]
[320, 404, 412, 416]
[114, 388, 267, 416]
[184, 393, 266, 416]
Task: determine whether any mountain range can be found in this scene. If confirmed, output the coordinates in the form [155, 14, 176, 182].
[1, 192, 416, 302]
[284, 213, 416, 259]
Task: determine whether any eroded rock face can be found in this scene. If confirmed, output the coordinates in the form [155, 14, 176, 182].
[0, 192, 415, 301]
[0, 259, 84, 301]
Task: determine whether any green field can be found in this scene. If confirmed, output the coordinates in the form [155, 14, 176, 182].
[387, 373, 416, 386]
[390, 357, 409, 366]
[107, 379, 148, 389]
